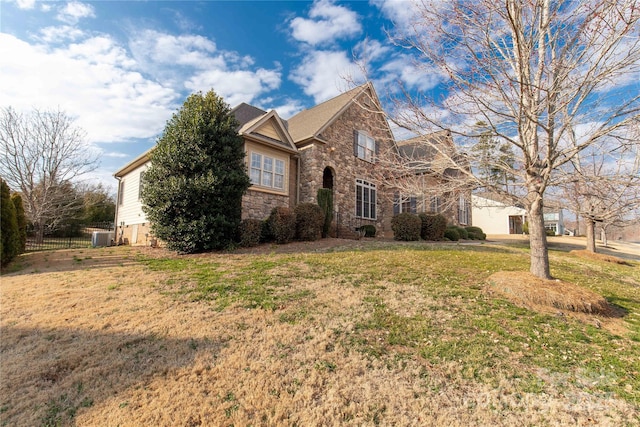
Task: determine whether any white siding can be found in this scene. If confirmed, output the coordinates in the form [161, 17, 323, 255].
[472, 195, 527, 235]
[116, 162, 149, 227]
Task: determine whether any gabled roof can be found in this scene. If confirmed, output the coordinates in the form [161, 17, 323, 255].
[287, 82, 381, 144]
[238, 109, 297, 153]
[396, 130, 452, 161]
[230, 103, 267, 127]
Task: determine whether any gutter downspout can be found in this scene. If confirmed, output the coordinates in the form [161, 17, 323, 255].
[114, 176, 122, 245]
[296, 155, 301, 206]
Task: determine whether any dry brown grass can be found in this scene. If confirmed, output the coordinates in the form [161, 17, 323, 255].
[1, 246, 638, 426]
[487, 271, 613, 315]
[570, 249, 632, 265]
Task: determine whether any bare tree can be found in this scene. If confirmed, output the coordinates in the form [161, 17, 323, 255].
[561, 142, 640, 252]
[0, 107, 98, 239]
[382, 0, 640, 279]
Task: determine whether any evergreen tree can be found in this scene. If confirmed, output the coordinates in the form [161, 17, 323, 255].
[11, 193, 27, 253]
[142, 90, 251, 253]
[1, 179, 19, 266]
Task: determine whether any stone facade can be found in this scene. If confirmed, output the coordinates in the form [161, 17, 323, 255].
[297, 94, 395, 237]
[242, 189, 290, 220]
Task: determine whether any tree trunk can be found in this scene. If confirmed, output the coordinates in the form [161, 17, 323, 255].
[528, 197, 551, 279]
[585, 218, 597, 253]
[601, 226, 608, 247]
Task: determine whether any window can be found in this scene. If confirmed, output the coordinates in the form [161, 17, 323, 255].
[118, 180, 125, 205]
[250, 152, 285, 191]
[354, 130, 376, 162]
[393, 193, 417, 214]
[429, 196, 440, 213]
[356, 179, 376, 219]
[458, 195, 470, 225]
[138, 171, 146, 200]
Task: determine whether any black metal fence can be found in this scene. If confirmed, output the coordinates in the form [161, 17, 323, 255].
[26, 221, 114, 252]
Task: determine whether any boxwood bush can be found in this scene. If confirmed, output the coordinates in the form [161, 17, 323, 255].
[418, 213, 447, 241]
[455, 226, 469, 240]
[391, 213, 421, 241]
[238, 218, 263, 247]
[294, 203, 324, 241]
[266, 207, 296, 244]
[465, 226, 486, 240]
[356, 224, 377, 237]
[444, 227, 460, 241]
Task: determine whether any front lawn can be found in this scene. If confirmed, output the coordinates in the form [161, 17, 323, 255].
[1, 241, 638, 426]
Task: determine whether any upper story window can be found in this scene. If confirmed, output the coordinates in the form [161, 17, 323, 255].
[354, 130, 377, 163]
[356, 178, 376, 220]
[250, 152, 285, 191]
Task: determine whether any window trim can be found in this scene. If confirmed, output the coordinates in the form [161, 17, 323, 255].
[355, 178, 377, 220]
[354, 130, 377, 163]
[248, 150, 287, 193]
[118, 180, 125, 205]
[458, 194, 470, 225]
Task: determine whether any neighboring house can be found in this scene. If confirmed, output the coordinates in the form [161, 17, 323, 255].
[114, 82, 463, 245]
[391, 131, 472, 226]
[472, 194, 527, 235]
[543, 205, 565, 236]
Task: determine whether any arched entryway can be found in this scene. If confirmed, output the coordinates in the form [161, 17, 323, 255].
[322, 167, 334, 190]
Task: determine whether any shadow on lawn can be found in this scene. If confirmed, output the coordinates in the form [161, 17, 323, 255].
[1, 247, 140, 277]
[0, 324, 227, 426]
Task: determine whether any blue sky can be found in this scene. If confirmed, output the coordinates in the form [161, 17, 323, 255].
[1, 0, 427, 192]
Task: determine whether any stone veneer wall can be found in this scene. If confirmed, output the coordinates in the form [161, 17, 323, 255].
[297, 96, 395, 237]
[242, 189, 290, 220]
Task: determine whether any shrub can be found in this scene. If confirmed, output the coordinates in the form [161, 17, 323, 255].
[444, 227, 460, 241]
[465, 226, 486, 240]
[317, 189, 333, 238]
[238, 219, 263, 247]
[1, 179, 19, 266]
[294, 203, 324, 241]
[419, 213, 447, 241]
[546, 229, 556, 236]
[267, 207, 296, 244]
[357, 224, 377, 238]
[11, 193, 26, 253]
[141, 90, 251, 253]
[391, 213, 421, 241]
[456, 226, 469, 240]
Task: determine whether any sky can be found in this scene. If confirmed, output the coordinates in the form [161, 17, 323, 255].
[1, 0, 428, 193]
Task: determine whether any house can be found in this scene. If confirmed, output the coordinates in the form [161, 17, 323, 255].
[543, 204, 566, 236]
[472, 194, 527, 235]
[114, 82, 465, 245]
[391, 131, 472, 226]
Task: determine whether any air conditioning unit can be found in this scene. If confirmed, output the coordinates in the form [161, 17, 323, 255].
[92, 231, 115, 247]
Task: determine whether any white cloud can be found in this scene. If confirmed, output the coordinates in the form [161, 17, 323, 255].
[129, 30, 218, 69]
[370, 0, 420, 28]
[38, 25, 86, 43]
[0, 33, 178, 144]
[354, 39, 391, 63]
[56, 1, 96, 25]
[290, 0, 361, 46]
[379, 56, 443, 91]
[289, 50, 364, 103]
[185, 68, 281, 106]
[13, 0, 36, 10]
